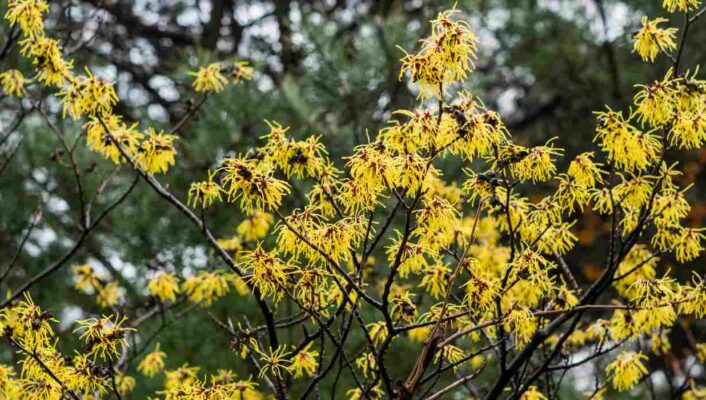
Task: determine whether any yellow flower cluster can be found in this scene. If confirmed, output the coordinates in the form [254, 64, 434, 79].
[633, 17, 678, 63]
[400, 8, 478, 99]
[157, 363, 263, 399]
[148, 272, 181, 302]
[663, 0, 702, 12]
[0, 69, 29, 96]
[189, 61, 253, 93]
[74, 315, 133, 360]
[3, 0, 251, 182]
[175, 4, 706, 399]
[71, 263, 123, 308]
[3, 0, 184, 176]
[5, 0, 48, 37]
[606, 351, 648, 391]
[0, 294, 137, 398]
[290, 343, 319, 378]
[182, 270, 235, 306]
[137, 343, 166, 377]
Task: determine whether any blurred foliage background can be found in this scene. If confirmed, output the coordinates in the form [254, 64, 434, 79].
[2, 0, 706, 398]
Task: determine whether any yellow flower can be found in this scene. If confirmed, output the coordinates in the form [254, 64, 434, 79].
[20, 36, 74, 87]
[291, 343, 319, 378]
[230, 60, 254, 83]
[309, 216, 367, 264]
[72, 263, 100, 293]
[614, 174, 654, 209]
[240, 244, 290, 301]
[205, 371, 232, 388]
[64, 353, 110, 396]
[19, 374, 63, 399]
[182, 270, 231, 306]
[164, 363, 200, 390]
[74, 314, 133, 360]
[463, 171, 496, 205]
[669, 111, 706, 149]
[452, 107, 509, 161]
[408, 326, 432, 343]
[399, 50, 447, 100]
[521, 386, 547, 400]
[504, 306, 537, 346]
[60, 69, 118, 119]
[629, 275, 677, 307]
[384, 109, 437, 152]
[395, 152, 432, 192]
[230, 275, 249, 296]
[683, 380, 706, 400]
[429, 9, 479, 80]
[675, 227, 706, 263]
[257, 346, 292, 379]
[355, 352, 377, 378]
[275, 206, 321, 258]
[606, 351, 648, 391]
[237, 211, 273, 241]
[138, 343, 167, 377]
[386, 230, 430, 277]
[190, 63, 228, 92]
[367, 321, 388, 346]
[465, 273, 500, 317]
[680, 274, 706, 317]
[230, 379, 262, 400]
[188, 170, 225, 208]
[399, 8, 478, 99]
[148, 272, 181, 302]
[649, 330, 671, 354]
[6, 293, 56, 349]
[534, 222, 578, 256]
[594, 108, 661, 172]
[633, 17, 678, 63]
[308, 183, 339, 217]
[217, 235, 243, 253]
[115, 374, 136, 396]
[652, 188, 691, 227]
[674, 69, 706, 113]
[97, 281, 122, 308]
[590, 187, 614, 214]
[697, 343, 706, 362]
[609, 309, 638, 341]
[5, 0, 49, 37]
[84, 114, 144, 164]
[347, 384, 384, 400]
[260, 120, 332, 179]
[346, 141, 399, 191]
[138, 128, 178, 174]
[513, 140, 563, 183]
[337, 178, 383, 214]
[554, 174, 591, 213]
[634, 70, 677, 127]
[0, 365, 17, 398]
[435, 344, 466, 372]
[568, 152, 604, 188]
[418, 263, 450, 299]
[0, 69, 29, 97]
[389, 290, 416, 322]
[219, 157, 291, 213]
[662, 0, 701, 12]
[614, 245, 657, 297]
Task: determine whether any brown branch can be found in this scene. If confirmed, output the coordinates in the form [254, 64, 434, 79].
[0, 175, 139, 309]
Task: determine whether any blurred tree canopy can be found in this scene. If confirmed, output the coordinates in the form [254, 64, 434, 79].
[3, 0, 706, 398]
